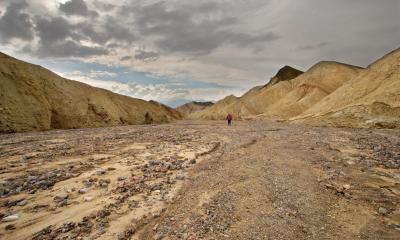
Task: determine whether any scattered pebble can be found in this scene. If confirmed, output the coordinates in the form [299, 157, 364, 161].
[5, 224, 16, 230]
[176, 175, 185, 180]
[17, 199, 28, 206]
[79, 188, 88, 194]
[84, 196, 93, 202]
[378, 207, 388, 215]
[54, 193, 69, 202]
[2, 214, 19, 222]
[96, 169, 107, 175]
[118, 176, 127, 181]
[97, 209, 111, 218]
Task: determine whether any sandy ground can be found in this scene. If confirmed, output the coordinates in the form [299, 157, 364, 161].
[0, 120, 399, 239]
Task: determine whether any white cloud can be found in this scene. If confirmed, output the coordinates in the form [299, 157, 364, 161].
[1, 0, 399, 103]
[58, 70, 240, 106]
[59, 71, 172, 101]
[87, 70, 117, 78]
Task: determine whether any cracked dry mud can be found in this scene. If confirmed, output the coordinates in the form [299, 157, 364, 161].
[0, 121, 399, 240]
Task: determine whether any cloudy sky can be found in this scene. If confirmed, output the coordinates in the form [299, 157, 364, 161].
[0, 0, 399, 107]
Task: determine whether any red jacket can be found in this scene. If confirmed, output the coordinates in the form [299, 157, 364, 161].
[226, 114, 233, 121]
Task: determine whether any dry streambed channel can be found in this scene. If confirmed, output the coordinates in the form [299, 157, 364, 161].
[0, 120, 400, 240]
[0, 124, 220, 239]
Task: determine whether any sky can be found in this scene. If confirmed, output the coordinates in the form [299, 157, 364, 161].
[0, 0, 399, 107]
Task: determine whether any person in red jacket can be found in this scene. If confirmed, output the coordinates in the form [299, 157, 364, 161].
[226, 113, 233, 126]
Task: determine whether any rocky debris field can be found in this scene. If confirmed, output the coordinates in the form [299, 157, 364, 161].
[0, 123, 219, 239]
[0, 120, 399, 239]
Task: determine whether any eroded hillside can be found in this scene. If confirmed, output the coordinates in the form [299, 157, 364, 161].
[258, 61, 363, 119]
[176, 101, 214, 116]
[293, 48, 400, 128]
[0, 53, 182, 133]
[190, 48, 399, 129]
[190, 62, 362, 121]
[189, 65, 305, 120]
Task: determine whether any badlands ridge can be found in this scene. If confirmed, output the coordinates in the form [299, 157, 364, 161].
[189, 48, 400, 129]
[1, 48, 399, 133]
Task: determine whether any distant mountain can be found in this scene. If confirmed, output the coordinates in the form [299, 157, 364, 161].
[257, 61, 363, 119]
[190, 48, 400, 129]
[176, 101, 214, 116]
[263, 65, 304, 88]
[189, 61, 363, 121]
[292, 48, 400, 128]
[0, 52, 182, 133]
[189, 66, 304, 120]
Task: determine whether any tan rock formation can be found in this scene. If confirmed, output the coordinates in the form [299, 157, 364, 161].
[190, 62, 361, 121]
[258, 61, 363, 119]
[189, 66, 304, 120]
[176, 101, 214, 116]
[0, 52, 182, 133]
[292, 48, 400, 128]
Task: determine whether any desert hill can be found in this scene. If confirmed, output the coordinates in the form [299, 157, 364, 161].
[188, 94, 245, 120]
[0, 52, 182, 133]
[190, 62, 362, 120]
[263, 65, 304, 88]
[189, 66, 304, 120]
[176, 101, 214, 116]
[257, 61, 363, 119]
[292, 48, 400, 128]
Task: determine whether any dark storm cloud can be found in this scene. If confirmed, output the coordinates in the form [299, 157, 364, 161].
[0, 1, 34, 42]
[102, 18, 135, 43]
[59, 0, 89, 16]
[120, 56, 132, 61]
[278, 0, 400, 68]
[35, 16, 74, 43]
[79, 23, 114, 44]
[30, 15, 108, 58]
[78, 17, 135, 45]
[93, 1, 115, 11]
[2, 0, 399, 93]
[133, 2, 279, 55]
[107, 43, 120, 48]
[227, 32, 280, 47]
[298, 42, 329, 51]
[34, 40, 108, 58]
[28, 12, 132, 58]
[134, 49, 159, 62]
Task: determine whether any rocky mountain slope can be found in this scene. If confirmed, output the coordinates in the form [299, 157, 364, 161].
[189, 66, 304, 120]
[191, 48, 400, 129]
[293, 48, 400, 128]
[263, 65, 304, 88]
[0, 52, 182, 133]
[190, 62, 362, 120]
[258, 61, 363, 119]
[176, 101, 214, 116]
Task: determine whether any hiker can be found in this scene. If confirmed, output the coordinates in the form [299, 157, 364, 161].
[226, 113, 233, 126]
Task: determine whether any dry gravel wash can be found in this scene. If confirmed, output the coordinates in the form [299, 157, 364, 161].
[0, 121, 399, 240]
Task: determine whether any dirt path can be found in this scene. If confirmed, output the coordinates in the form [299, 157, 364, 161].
[138, 121, 400, 240]
[0, 121, 399, 239]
